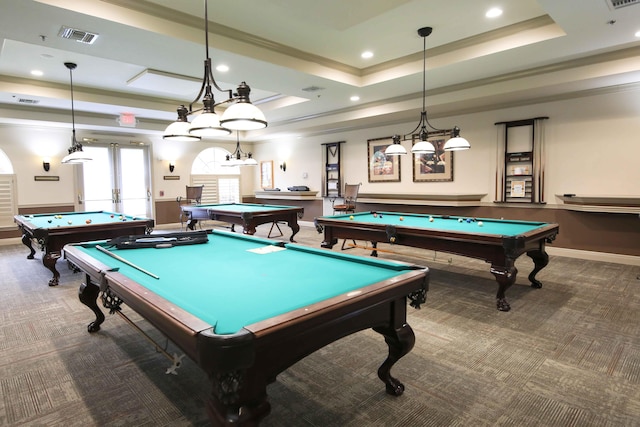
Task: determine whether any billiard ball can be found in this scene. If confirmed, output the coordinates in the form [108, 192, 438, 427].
[399, 216, 404, 221]
[85, 219, 92, 224]
[67, 220, 72, 224]
[349, 215, 354, 220]
[478, 221, 483, 227]
[110, 214, 114, 218]
[429, 216, 434, 222]
[466, 219, 471, 223]
[458, 218, 463, 223]
[373, 213, 377, 218]
[47, 219, 52, 223]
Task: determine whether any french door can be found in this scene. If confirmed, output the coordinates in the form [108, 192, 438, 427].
[77, 144, 152, 217]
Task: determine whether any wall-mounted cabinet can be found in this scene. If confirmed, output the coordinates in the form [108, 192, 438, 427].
[496, 117, 548, 204]
[321, 141, 344, 198]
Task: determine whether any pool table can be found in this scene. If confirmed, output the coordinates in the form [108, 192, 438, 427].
[180, 203, 304, 241]
[14, 211, 154, 286]
[63, 229, 428, 426]
[316, 211, 559, 312]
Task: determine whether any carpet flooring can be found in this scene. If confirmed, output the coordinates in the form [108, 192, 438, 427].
[1, 223, 639, 426]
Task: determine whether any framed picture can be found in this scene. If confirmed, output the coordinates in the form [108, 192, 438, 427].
[413, 130, 454, 182]
[260, 160, 273, 189]
[367, 136, 401, 182]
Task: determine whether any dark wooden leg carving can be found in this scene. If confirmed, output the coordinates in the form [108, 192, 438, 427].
[321, 237, 337, 249]
[21, 234, 36, 259]
[243, 222, 257, 235]
[526, 249, 549, 289]
[370, 241, 379, 257]
[206, 370, 270, 426]
[372, 323, 415, 396]
[490, 265, 517, 312]
[43, 251, 61, 286]
[287, 220, 300, 242]
[78, 277, 105, 333]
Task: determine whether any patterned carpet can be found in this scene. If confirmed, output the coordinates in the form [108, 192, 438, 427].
[1, 224, 639, 426]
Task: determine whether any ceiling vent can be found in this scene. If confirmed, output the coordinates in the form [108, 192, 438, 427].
[58, 26, 99, 44]
[302, 86, 325, 93]
[606, 0, 640, 9]
[17, 98, 39, 105]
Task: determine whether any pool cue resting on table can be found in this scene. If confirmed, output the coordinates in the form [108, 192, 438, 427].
[95, 245, 159, 279]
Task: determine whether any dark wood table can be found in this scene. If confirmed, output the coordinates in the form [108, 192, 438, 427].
[316, 211, 559, 311]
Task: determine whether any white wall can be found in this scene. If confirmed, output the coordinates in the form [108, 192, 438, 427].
[252, 88, 640, 203]
[1, 87, 638, 213]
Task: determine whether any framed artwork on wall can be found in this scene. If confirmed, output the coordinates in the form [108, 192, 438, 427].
[260, 160, 274, 189]
[413, 130, 454, 182]
[367, 136, 401, 182]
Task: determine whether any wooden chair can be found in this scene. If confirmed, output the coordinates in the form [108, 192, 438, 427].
[177, 185, 204, 229]
[332, 183, 361, 249]
[332, 183, 361, 215]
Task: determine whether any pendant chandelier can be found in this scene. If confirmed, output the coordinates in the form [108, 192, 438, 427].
[221, 132, 257, 167]
[61, 62, 92, 164]
[163, 0, 267, 141]
[386, 27, 470, 156]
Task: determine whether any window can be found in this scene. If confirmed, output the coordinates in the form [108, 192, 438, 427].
[191, 147, 241, 203]
[0, 149, 16, 228]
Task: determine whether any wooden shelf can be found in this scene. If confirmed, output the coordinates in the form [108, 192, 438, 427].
[255, 191, 319, 201]
[358, 193, 486, 207]
[555, 194, 640, 213]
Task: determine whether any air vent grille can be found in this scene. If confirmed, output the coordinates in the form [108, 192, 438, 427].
[606, 0, 640, 9]
[302, 86, 325, 93]
[17, 98, 39, 104]
[58, 26, 99, 44]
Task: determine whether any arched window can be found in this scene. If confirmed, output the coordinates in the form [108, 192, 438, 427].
[190, 147, 241, 204]
[0, 148, 16, 227]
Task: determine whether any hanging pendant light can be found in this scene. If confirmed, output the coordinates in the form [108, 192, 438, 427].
[221, 131, 258, 167]
[61, 62, 92, 164]
[391, 27, 470, 156]
[163, 0, 266, 140]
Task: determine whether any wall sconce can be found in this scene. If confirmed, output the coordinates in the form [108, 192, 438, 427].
[280, 161, 287, 172]
[42, 158, 51, 172]
[169, 161, 175, 173]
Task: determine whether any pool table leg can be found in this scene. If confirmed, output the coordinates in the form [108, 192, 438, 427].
[78, 276, 105, 333]
[43, 251, 61, 287]
[526, 249, 549, 289]
[21, 233, 36, 259]
[373, 323, 415, 396]
[490, 265, 517, 312]
[287, 220, 300, 242]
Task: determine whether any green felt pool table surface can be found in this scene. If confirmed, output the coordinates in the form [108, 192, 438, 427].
[68, 230, 423, 335]
[15, 210, 148, 229]
[195, 202, 300, 213]
[324, 211, 548, 236]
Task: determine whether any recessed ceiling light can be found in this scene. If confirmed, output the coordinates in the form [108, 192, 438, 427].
[486, 7, 503, 18]
[30, 70, 43, 77]
[350, 95, 360, 101]
[216, 64, 229, 72]
[361, 51, 373, 59]
[635, 30, 640, 38]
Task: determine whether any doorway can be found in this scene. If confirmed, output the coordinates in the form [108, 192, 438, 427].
[77, 144, 152, 217]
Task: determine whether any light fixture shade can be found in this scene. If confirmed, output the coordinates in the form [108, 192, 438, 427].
[62, 150, 93, 164]
[385, 142, 407, 156]
[163, 120, 201, 142]
[411, 139, 436, 154]
[444, 136, 470, 151]
[220, 102, 267, 130]
[189, 112, 231, 137]
[244, 156, 258, 166]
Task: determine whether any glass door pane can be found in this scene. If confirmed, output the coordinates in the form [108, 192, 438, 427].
[81, 146, 114, 212]
[119, 147, 150, 217]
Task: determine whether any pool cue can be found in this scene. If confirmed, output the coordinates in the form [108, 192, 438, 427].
[95, 245, 159, 279]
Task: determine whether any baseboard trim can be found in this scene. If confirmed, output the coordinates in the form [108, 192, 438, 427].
[547, 246, 640, 266]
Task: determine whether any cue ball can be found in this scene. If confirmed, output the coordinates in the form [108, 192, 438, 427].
[458, 218, 463, 223]
[67, 220, 72, 224]
[478, 221, 483, 227]
[349, 215, 354, 220]
[429, 216, 434, 222]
